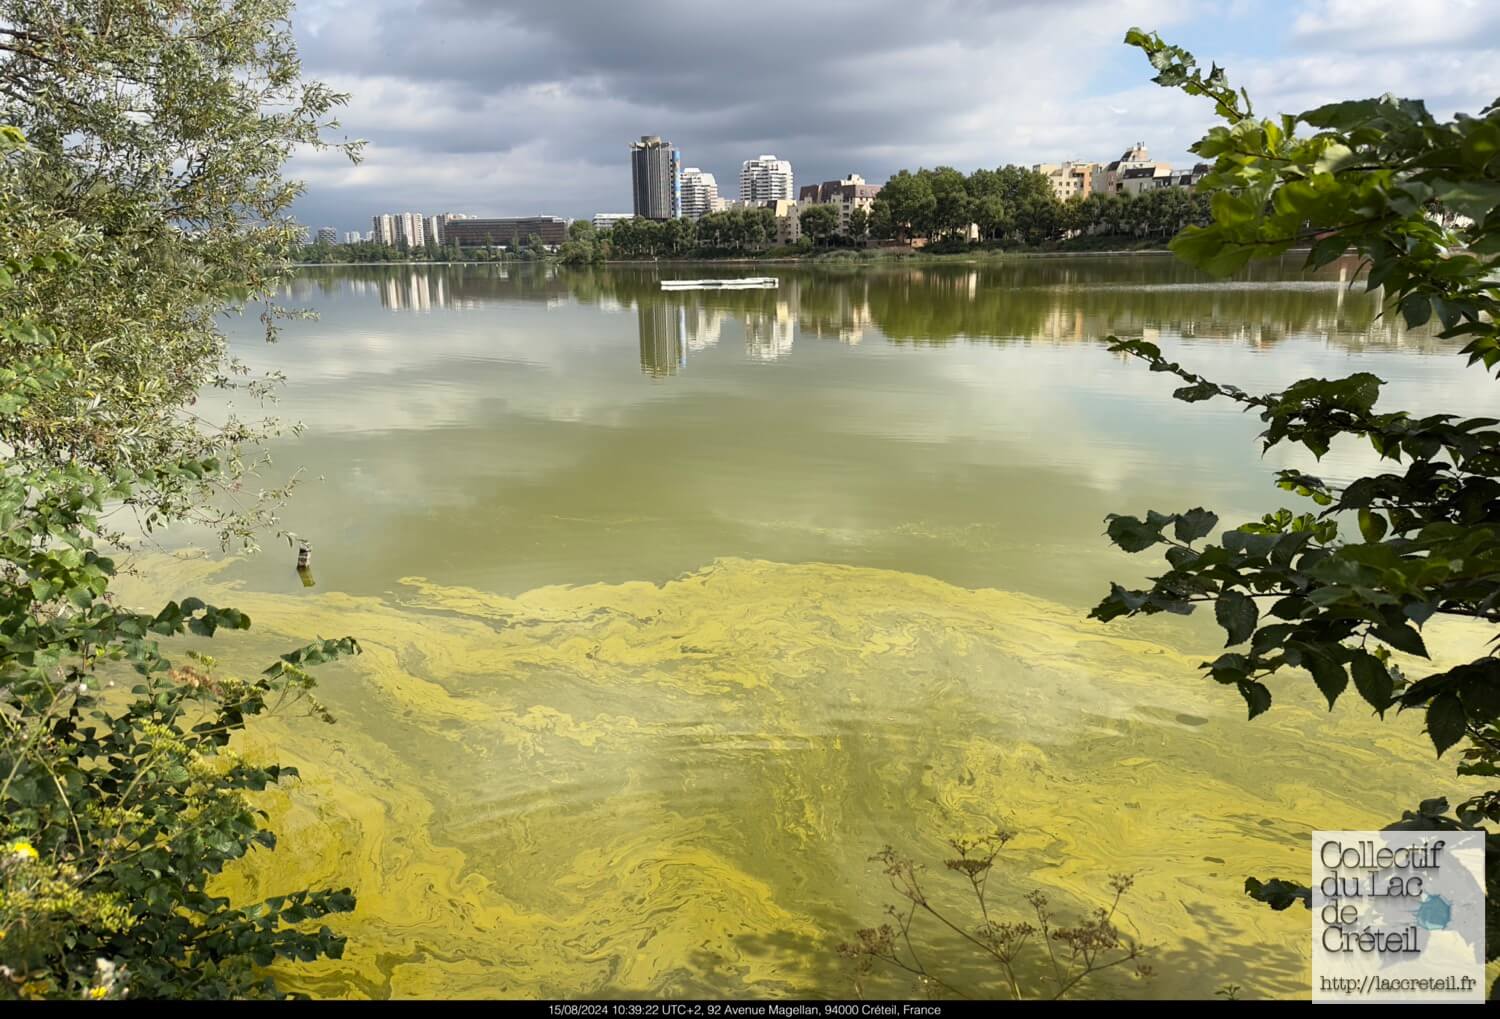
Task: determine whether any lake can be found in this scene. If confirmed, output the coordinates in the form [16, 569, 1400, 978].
[136, 255, 1487, 999]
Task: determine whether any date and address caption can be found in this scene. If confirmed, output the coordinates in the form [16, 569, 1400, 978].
[549, 1007, 942, 1017]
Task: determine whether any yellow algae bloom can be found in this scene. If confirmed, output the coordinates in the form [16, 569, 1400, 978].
[118, 553, 1484, 1000]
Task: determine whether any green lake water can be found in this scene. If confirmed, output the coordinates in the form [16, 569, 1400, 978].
[133, 255, 1491, 998]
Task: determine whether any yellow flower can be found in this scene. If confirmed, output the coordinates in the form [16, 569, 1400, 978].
[6, 839, 38, 861]
[87, 987, 109, 1000]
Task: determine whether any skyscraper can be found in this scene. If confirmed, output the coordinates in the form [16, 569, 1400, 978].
[631, 135, 680, 219]
[372, 214, 396, 245]
[740, 155, 794, 203]
[678, 167, 719, 220]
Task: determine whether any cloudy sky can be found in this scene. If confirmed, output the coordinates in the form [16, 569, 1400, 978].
[287, 0, 1500, 232]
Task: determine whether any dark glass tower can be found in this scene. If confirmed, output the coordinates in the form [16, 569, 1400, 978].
[630, 136, 680, 220]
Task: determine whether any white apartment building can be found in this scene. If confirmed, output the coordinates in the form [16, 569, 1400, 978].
[740, 155, 794, 203]
[343, 231, 362, 244]
[372, 213, 396, 245]
[592, 212, 633, 231]
[678, 167, 720, 220]
[398, 212, 425, 248]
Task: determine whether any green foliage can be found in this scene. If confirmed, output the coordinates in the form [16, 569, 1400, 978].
[868, 163, 1209, 249]
[799, 203, 841, 245]
[0, 0, 361, 552]
[1095, 29, 1500, 957]
[2, 2, 364, 998]
[0, 227, 359, 999]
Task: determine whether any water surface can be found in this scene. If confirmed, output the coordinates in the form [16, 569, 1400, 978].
[138, 256, 1488, 998]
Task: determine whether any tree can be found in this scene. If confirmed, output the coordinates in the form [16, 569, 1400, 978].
[1091, 29, 1500, 976]
[871, 170, 935, 242]
[1, 1, 364, 998]
[928, 166, 973, 239]
[847, 206, 870, 241]
[664, 216, 697, 256]
[0, 0, 360, 550]
[799, 203, 840, 246]
[972, 194, 1008, 243]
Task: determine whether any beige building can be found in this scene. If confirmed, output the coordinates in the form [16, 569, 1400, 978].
[1033, 162, 1099, 202]
[797, 174, 882, 234]
[1092, 143, 1173, 196]
[768, 199, 801, 245]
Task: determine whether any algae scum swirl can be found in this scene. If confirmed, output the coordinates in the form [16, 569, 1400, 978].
[160, 260, 1479, 998]
[133, 553, 1461, 1000]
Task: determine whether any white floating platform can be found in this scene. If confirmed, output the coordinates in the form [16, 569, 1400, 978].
[660, 277, 779, 291]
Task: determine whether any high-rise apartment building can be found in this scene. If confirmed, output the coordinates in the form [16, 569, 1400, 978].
[343, 231, 362, 244]
[315, 226, 337, 246]
[631, 136, 680, 219]
[740, 155, 794, 203]
[372, 214, 396, 245]
[678, 167, 719, 220]
[397, 212, 425, 248]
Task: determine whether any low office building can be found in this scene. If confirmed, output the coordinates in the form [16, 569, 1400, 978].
[592, 212, 633, 231]
[442, 216, 569, 248]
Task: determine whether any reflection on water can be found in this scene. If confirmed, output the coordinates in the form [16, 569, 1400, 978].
[191, 257, 1481, 999]
[295, 256, 1437, 380]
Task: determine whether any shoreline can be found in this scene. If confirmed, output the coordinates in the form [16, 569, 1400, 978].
[291, 246, 1316, 270]
[292, 247, 1198, 269]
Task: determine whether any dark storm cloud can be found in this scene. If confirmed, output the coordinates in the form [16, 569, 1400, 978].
[286, 0, 1500, 232]
[290, 0, 1193, 229]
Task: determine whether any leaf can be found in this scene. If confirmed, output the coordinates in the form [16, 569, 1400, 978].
[1237, 679, 1272, 719]
[1244, 877, 1310, 911]
[1425, 691, 1467, 757]
[1357, 509, 1387, 544]
[1104, 514, 1164, 553]
[1372, 622, 1428, 658]
[1350, 652, 1395, 715]
[1215, 590, 1258, 645]
[1172, 382, 1219, 402]
[1313, 142, 1356, 175]
[1174, 507, 1219, 543]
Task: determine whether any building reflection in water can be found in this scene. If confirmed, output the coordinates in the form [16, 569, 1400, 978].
[636, 290, 807, 377]
[638, 302, 686, 377]
[375, 270, 448, 311]
[743, 299, 795, 362]
[339, 258, 1433, 364]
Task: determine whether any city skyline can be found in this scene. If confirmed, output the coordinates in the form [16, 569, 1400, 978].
[285, 1, 1500, 233]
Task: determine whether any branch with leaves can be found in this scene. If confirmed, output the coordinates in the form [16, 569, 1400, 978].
[1094, 30, 1500, 989]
